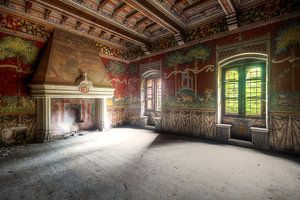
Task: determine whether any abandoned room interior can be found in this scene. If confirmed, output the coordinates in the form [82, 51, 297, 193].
[0, 0, 299, 199]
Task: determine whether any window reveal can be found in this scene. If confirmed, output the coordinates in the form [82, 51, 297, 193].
[145, 78, 161, 111]
[223, 63, 265, 117]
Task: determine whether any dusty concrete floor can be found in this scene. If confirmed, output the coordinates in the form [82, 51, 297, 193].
[0, 128, 299, 200]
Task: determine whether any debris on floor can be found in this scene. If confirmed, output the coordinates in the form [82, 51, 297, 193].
[64, 131, 88, 138]
[0, 147, 9, 160]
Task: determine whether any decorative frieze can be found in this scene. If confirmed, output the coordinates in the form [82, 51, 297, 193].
[0, 12, 52, 39]
[185, 18, 228, 43]
[239, 0, 300, 26]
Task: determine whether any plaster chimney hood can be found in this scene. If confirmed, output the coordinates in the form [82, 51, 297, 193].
[29, 28, 114, 98]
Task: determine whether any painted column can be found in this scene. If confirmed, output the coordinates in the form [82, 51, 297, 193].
[35, 97, 51, 142]
[101, 98, 110, 131]
[96, 98, 110, 131]
[95, 98, 101, 130]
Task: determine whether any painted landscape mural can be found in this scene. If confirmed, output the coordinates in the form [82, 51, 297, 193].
[0, 26, 46, 144]
[0, 9, 299, 153]
[162, 44, 215, 109]
[134, 19, 300, 152]
[101, 58, 129, 127]
[269, 23, 300, 152]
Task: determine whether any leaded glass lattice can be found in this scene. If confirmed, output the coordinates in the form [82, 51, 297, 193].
[222, 63, 265, 118]
[245, 67, 262, 116]
[224, 69, 239, 115]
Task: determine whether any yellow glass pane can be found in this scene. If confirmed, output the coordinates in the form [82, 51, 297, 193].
[147, 79, 153, 87]
[225, 69, 238, 80]
[147, 100, 152, 109]
[225, 99, 238, 114]
[246, 67, 261, 79]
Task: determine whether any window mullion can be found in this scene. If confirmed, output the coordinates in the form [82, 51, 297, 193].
[239, 67, 245, 117]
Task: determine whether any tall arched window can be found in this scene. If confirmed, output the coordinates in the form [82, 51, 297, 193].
[217, 53, 269, 140]
[223, 61, 266, 117]
[145, 78, 161, 111]
[141, 69, 162, 126]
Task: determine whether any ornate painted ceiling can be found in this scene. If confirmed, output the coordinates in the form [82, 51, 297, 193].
[0, 0, 299, 60]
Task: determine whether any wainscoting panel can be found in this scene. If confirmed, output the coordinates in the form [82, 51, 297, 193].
[108, 107, 126, 127]
[270, 113, 300, 153]
[162, 109, 216, 138]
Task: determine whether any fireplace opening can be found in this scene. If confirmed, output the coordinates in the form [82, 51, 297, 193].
[65, 104, 84, 134]
[65, 104, 83, 124]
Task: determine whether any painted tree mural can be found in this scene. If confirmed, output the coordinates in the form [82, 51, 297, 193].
[164, 51, 185, 93]
[0, 36, 38, 114]
[186, 45, 211, 63]
[273, 24, 300, 92]
[107, 60, 126, 75]
[275, 24, 300, 57]
[128, 63, 140, 99]
[185, 45, 211, 97]
[107, 60, 126, 100]
[0, 36, 38, 72]
[128, 63, 139, 77]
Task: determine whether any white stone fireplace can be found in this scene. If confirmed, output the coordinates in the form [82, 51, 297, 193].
[29, 73, 114, 142]
[28, 28, 115, 142]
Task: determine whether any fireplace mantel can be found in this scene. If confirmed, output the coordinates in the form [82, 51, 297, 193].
[29, 84, 114, 98]
[28, 29, 115, 142]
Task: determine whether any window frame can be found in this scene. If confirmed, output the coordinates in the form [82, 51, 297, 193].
[145, 77, 162, 112]
[222, 61, 266, 118]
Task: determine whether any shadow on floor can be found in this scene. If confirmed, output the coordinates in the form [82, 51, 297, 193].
[146, 131, 300, 164]
[146, 132, 223, 149]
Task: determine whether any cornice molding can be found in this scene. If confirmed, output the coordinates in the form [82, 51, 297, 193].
[100, 54, 129, 64]
[130, 11, 300, 62]
[0, 27, 48, 42]
[0, 6, 129, 49]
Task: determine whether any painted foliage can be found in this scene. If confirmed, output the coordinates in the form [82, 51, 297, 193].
[101, 58, 129, 126]
[0, 96, 36, 114]
[0, 13, 48, 143]
[0, 33, 44, 114]
[271, 23, 300, 112]
[0, 36, 38, 73]
[162, 44, 215, 109]
[127, 62, 140, 106]
[105, 60, 128, 106]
